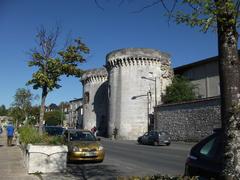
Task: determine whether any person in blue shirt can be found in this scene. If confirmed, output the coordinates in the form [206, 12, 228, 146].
[0, 124, 2, 135]
[6, 122, 14, 146]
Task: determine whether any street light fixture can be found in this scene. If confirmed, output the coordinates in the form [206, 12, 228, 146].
[141, 75, 157, 107]
[131, 90, 152, 132]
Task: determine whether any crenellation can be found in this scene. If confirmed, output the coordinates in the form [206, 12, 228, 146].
[106, 56, 162, 69]
[82, 75, 108, 84]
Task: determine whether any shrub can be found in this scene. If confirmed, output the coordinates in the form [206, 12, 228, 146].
[18, 126, 42, 144]
[44, 110, 63, 126]
[19, 126, 64, 145]
[163, 75, 197, 104]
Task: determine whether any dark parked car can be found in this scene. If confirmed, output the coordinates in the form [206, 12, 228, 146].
[185, 129, 223, 179]
[43, 126, 65, 136]
[137, 130, 171, 146]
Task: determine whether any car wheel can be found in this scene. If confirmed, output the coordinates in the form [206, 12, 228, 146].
[153, 141, 159, 146]
[166, 142, 171, 146]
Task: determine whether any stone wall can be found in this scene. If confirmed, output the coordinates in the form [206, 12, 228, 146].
[154, 97, 221, 141]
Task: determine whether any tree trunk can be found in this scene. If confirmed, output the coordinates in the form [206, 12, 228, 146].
[16, 119, 18, 129]
[216, 0, 240, 179]
[39, 86, 48, 134]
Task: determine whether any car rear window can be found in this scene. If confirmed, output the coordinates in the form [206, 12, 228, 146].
[69, 131, 96, 141]
[199, 136, 218, 158]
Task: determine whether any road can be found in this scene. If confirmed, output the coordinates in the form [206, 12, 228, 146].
[41, 139, 195, 180]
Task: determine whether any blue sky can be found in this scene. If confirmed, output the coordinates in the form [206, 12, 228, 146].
[0, 0, 217, 108]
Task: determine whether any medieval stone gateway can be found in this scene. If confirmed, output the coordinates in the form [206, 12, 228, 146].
[81, 48, 173, 140]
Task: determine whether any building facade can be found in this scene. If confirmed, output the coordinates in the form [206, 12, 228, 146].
[68, 98, 83, 128]
[81, 68, 108, 136]
[174, 56, 220, 98]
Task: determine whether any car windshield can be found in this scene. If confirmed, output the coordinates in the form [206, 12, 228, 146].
[44, 126, 64, 136]
[69, 131, 96, 141]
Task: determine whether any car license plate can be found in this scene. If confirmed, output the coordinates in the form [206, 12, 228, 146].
[84, 152, 96, 157]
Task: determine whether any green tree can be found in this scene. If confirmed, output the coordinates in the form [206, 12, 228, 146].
[163, 75, 196, 103]
[129, 0, 240, 178]
[8, 107, 25, 127]
[27, 26, 89, 134]
[172, 1, 240, 178]
[28, 106, 40, 125]
[44, 110, 64, 126]
[0, 105, 8, 116]
[11, 88, 33, 126]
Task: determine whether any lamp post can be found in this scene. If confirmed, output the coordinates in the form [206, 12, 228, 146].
[132, 90, 151, 132]
[141, 75, 157, 107]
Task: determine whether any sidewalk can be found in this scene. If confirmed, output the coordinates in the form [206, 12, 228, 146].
[0, 131, 39, 180]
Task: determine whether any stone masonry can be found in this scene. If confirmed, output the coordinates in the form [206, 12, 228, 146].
[81, 68, 108, 136]
[154, 97, 221, 141]
[106, 48, 173, 140]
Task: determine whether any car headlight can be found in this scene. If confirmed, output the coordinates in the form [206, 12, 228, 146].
[72, 146, 79, 152]
[98, 145, 104, 151]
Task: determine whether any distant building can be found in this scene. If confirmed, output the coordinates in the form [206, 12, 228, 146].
[45, 103, 59, 112]
[68, 98, 83, 128]
[174, 55, 220, 98]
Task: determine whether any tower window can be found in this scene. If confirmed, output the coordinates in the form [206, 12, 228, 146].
[84, 92, 90, 104]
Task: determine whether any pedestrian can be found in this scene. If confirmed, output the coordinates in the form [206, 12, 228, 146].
[91, 126, 97, 136]
[0, 124, 2, 135]
[0, 124, 2, 146]
[6, 122, 14, 146]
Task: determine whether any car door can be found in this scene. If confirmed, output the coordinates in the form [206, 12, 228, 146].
[147, 131, 156, 144]
[141, 132, 149, 144]
[158, 131, 165, 143]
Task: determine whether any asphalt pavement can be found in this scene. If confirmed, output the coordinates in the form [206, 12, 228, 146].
[0, 132, 195, 180]
[40, 138, 195, 180]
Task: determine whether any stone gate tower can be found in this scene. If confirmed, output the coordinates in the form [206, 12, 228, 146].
[106, 48, 173, 140]
[81, 68, 108, 136]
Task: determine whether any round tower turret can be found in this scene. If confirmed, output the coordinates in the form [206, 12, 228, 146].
[81, 68, 108, 136]
[106, 48, 173, 140]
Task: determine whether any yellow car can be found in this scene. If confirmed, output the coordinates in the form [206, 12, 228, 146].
[64, 129, 105, 162]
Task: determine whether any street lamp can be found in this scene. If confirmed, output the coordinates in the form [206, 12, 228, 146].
[141, 75, 157, 107]
[132, 90, 152, 132]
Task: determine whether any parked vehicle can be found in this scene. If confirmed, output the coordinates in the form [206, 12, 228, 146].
[64, 129, 105, 162]
[137, 130, 171, 146]
[184, 129, 223, 179]
[43, 126, 65, 136]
